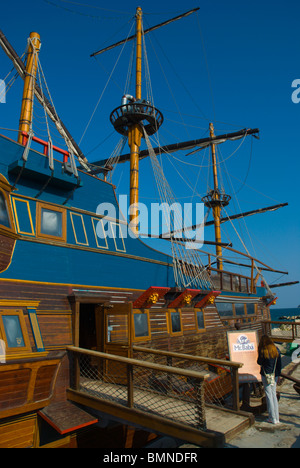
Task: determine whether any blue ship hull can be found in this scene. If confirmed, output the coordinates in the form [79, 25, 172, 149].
[0, 133, 179, 291]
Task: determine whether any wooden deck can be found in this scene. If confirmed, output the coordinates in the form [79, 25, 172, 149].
[68, 377, 253, 447]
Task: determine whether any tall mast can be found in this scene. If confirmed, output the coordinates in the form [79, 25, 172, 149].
[128, 7, 143, 235]
[202, 123, 231, 270]
[18, 32, 41, 143]
[210, 123, 223, 270]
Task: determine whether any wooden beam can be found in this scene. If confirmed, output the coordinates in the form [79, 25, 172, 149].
[90, 8, 200, 57]
[67, 346, 209, 380]
[132, 346, 243, 369]
[92, 128, 259, 169]
[269, 281, 299, 289]
[217, 258, 289, 276]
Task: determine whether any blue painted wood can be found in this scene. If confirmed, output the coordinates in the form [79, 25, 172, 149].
[0, 134, 179, 289]
[0, 239, 174, 289]
[0, 134, 265, 297]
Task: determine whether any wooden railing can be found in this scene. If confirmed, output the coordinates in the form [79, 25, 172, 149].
[262, 320, 300, 342]
[203, 245, 288, 294]
[67, 346, 249, 447]
[67, 346, 209, 429]
[133, 346, 243, 411]
[21, 131, 70, 163]
[209, 267, 253, 293]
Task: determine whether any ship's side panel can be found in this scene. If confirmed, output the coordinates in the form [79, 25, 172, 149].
[0, 414, 37, 448]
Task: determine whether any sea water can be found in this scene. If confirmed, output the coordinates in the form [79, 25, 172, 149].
[270, 307, 300, 321]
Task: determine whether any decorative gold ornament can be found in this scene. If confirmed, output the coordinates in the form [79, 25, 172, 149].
[148, 293, 159, 304]
[183, 294, 193, 305]
[207, 296, 215, 304]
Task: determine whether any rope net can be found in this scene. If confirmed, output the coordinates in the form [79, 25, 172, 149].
[69, 347, 242, 434]
[73, 351, 208, 431]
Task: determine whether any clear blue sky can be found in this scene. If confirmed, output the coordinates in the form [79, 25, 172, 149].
[1, 0, 299, 307]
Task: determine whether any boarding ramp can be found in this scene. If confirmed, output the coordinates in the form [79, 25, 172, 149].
[67, 346, 253, 448]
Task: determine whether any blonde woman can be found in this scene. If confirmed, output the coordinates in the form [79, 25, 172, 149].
[257, 335, 282, 424]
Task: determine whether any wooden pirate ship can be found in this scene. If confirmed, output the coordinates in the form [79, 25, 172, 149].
[0, 7, 295, 448]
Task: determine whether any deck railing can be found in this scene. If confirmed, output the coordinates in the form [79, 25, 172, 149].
[262, 320, 300, 342]
[21, 131, 70, 163]
[204, 246, 288, 294]
[133, 346, 243, 412]
[67, 346, 209, 431]
[209, 267, 253, 293]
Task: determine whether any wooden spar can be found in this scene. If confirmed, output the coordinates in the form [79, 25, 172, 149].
[173, 241, 289, 276]
[18, 32, 41, 143]
[128, 7, 143, 235]
[90, 7, 200, 57]
[91, 127, 259, 169]
[139, 233, 232, 248]
[216, 258, 289, 276]
[166, 202, 289, 235]
[0, 29, 88, 167]
[269, 281, 299, 289]
[204, 203, 289, 227]
[223, 245, 289, 275]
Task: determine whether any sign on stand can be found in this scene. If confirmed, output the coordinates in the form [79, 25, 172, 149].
[227, 330, 261, 383]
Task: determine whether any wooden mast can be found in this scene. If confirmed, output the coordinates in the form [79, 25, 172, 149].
[18, 32, 41, 144]
[209, 122, 223, 270]
[128, 7, 143, 235]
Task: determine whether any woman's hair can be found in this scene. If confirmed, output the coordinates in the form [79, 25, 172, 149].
[258, 335, 279, 359]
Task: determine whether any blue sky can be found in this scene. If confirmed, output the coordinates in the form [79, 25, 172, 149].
[0, 0, 299, 307]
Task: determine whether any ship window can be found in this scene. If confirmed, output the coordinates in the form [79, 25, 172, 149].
[240, 278, 248, 292]
[246, 303, 256, 315]
[133, 310, 150, 341]
[0, 191, 11, 228]
[216, 302, 234, 317]
[2, 315, 24, 347]
[235, 303, 246, 316]
[0, 309, 31, 354]
[37, 203, 66, 242]
[70, 212, 88, 246]
[12, 197, 35, 235]
[110, 222, 126, 252]
[91, 217, 108, 249]
[168, 310, 182, 335]
[41, 209, 62, 236]
[195, 309, 205, 331]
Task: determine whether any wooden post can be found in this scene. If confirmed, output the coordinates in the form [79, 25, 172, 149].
[127, 363, 134, 408]
[167, 355, 172, 392]
[251, 259, 254, 293]
[194, 378, 206, 430]
[232, 367, 240, 412]
[72, 301, 80, 390]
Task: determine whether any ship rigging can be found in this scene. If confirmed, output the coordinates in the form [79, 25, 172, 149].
[0, 5, 298, 449]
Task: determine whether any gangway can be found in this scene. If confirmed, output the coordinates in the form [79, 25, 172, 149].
[66, 346, 253, 448]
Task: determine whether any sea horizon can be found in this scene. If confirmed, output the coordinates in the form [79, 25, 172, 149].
[270, 307, 300, 321]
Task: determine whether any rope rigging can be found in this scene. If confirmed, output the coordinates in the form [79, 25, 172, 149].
[143, 126, 212, 291]
[15, 35, 87, 179]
